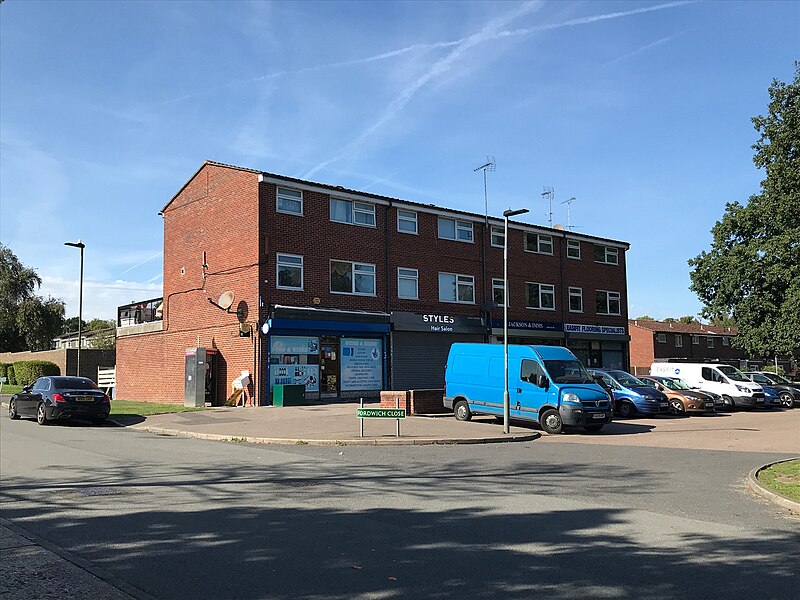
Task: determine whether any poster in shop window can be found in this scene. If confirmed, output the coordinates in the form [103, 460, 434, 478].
[340, 338, 383, 391]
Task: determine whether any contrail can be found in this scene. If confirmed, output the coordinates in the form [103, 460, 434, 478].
[603, 33, 681, 67]
[120, 252, 163, 275]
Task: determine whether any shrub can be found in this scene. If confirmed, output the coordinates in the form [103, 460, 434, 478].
[7, 364, 16, 385]
[0, 362, 9, 379]
[762, 364, 786, 377]
[12, 360, 60, 386]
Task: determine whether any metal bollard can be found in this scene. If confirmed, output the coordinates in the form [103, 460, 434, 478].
[360, 397, 364, 438]
[396, 396, 400, 437]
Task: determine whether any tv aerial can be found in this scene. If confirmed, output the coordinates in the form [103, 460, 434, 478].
[542, 187, 554, 228]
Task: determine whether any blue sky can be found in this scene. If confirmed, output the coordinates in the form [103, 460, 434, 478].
[1, 0, 797, 322]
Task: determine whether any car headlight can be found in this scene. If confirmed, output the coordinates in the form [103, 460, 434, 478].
[735, 385, 750, 393]
[563, 392, 581, 404]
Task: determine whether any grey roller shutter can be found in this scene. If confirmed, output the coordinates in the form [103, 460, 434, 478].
[391, 332, 485, 390]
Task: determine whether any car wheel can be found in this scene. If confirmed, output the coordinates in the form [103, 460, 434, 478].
[779, 392, 794, 409]
[539, 408, 563, 434]
[9, 399, 20, 420]
[669, 399, 685, 416]
[618, 401, 636, 419]
[584, 424, 603, 433]
[37, 403, 49, 426]
[453, 400, 471, 422]
[722, 395, 734, 409]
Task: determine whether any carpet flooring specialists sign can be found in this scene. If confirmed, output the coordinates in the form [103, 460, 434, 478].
[565, 324, 626, 336]
[340, 338, 383, 391]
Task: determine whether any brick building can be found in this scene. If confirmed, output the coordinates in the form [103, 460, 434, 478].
[628, 319, 745, 375]
[117, 161, 630, 405]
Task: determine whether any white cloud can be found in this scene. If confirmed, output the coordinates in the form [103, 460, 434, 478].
[40, 275, 162, 321]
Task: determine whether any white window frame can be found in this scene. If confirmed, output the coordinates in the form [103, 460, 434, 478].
[330, 260, 376, 296]
[438, 272, 475, 304]
[596, 290, 621, 315]
[566, 239, 581, 259]
[397, 209, 418, 235]
[276, 253, 304, 290]
[492, 277, 507, 307]
[707, 337, 715, 349]
[330, 198, 376, 227]
[491, 226, 505, 248]
[525, 282, 556, 311]
[397, 267, 419, 300]
[657, 333, 667, 343]
[568, 287, 583, 313]
[692, 335, 700, 345]
[525, 233, 554, 255]
[437, 217, 474, 243]
[276, 187, 303, 215]
[675, 335, 683, 348]
[722, 336, 729, 346]
[594, 245, 619, 265]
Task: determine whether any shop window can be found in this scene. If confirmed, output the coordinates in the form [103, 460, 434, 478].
[491, 226, 505, 248]
[438, 272, 475, 303]
[594, 245, 619, 265]
[525, 282, 555, 310]
[568, 287, 583, 312]
[331, 260, 376, 295]
[525, 233, 553, 254]
[567, 240, 581, 259]
[492, 278, 506, 307]
[596, 290, 621, 315]
[438, 217, 473, 242]
[675, 335, 683, 348]
[276, 187, 303, 215]
[269, 336, 320, 393]
[276, 253, 303, 290]
[397, 209, 418, 234]
[397, 268, 419, 300]
[330, 198, 376, 227]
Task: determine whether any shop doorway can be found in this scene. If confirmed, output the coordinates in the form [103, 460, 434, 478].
[320, 336, 339, 396]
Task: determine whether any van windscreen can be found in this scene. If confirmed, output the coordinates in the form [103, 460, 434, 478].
[717, 365, 749, 382]
[543, 360, 594, 384]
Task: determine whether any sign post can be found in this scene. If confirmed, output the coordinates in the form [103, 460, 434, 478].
[357, 401, 406, 438]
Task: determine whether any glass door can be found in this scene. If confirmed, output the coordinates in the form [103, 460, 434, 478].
[320, 337, 340, 395]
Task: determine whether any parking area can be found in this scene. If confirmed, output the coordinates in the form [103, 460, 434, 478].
[538, 408, 800, 453]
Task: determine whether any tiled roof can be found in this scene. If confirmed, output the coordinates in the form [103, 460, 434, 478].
[628, 319, 737, 336]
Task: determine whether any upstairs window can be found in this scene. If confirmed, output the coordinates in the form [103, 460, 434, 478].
[331, 198, 376, 227]
[397, 268, 419, 300]
[491, 226, 505, 248]
[276, 187, 303, 215]
[567, 240, 581, 259]
[492, 278, 506, 307]
[596, 290, 621, 315]
[594, 245, 619, 265]
[397, 209, 418, 234]
[525, 282, 555, 310]
[568, 287, 583, 313]
[276, 253, 303, 290]
[331, 260, 376, 295]
[525, 233, 553, 254]
[438, 217, 473, 242]
[438, 273, 475, 303]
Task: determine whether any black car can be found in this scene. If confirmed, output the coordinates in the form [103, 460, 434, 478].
[743, 372, 800, 409]
[8, 376, 111, 425]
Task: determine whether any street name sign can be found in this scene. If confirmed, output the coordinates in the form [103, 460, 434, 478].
[357, 408, 406, 419]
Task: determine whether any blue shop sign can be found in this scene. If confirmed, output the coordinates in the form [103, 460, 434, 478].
[491, 319, 563, 332]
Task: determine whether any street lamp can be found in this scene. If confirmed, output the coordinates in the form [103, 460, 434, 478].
[502, 208, 528, 434]
[64, 240, 85, 377]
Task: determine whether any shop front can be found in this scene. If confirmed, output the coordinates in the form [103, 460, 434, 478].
[490, 318, 564, 346]
[264, 306, 390, 403]
[564, 323, 629, 370]
[390, 311, 486, 390]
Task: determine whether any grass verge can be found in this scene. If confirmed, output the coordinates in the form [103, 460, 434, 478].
[757, 459, 800, 502]
[1, 385, 23, 395]
[110, 400, 209, 417]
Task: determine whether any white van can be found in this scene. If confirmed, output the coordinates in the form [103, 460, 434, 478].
[650, 362, 765, 409]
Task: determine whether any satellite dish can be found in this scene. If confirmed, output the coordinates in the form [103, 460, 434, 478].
[217, 291, 235, 310]
[554, 224, 565, 230]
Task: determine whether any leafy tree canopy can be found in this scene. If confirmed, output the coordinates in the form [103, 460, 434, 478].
[86, 318, 116, 350]
[634, 315, 656, 321]
[689, 64, 800, 359]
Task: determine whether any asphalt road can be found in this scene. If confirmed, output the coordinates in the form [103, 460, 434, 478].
[1, 415, 798, 600]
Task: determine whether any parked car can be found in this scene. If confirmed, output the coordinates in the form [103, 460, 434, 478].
[8, 376, 110, 425]
[743, 372, 800, 408]
[638, 375, 716, 416]
[758, 385, 785, 409]
[444, 344, 612, 434]
[650, 362, 765, 410]
[587, 369, 670, 418]
[664, 377, 727, 411]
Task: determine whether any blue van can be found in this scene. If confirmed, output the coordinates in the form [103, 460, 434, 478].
[587, 369, 670, 418]
[443, 344, 612, 434]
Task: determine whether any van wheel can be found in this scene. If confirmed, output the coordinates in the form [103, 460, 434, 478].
[454, 400, 471, 421]
[540, 409, 562, 434]
[618, 401, 636, 419]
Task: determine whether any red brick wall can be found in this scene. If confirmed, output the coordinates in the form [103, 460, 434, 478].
[380, 389, 446, 414]
[629, 324, 655, 369]
[629, 323, 747, 372]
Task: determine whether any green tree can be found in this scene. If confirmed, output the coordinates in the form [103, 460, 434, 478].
[86, 318, 116, 350]
[635, 315, 656, 321]
[689, 64, 800, 359]
[62, 316, 86, 334]
[1, 243, 42, 350]
[17, 296, 66, 351]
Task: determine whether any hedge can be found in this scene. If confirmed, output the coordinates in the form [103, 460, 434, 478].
[7, 364, 16, 385]
[0, 362, 9, 379]
[12, 361, 60, 386]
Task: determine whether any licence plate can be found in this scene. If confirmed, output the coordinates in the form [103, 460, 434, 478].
[592, 413, 605, 419]
[756, 399, 764, 403]
[76, 396, 95, 403]
[705, 403, 714, 408]
[660, 403, 668, 408]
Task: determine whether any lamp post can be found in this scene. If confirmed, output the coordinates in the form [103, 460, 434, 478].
[64, 240, 85, 377]
[502, 208, 528, 434]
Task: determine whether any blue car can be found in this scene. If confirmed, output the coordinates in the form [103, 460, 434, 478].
[760, 386, 784, 409]
[588, 369, 670, 418]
